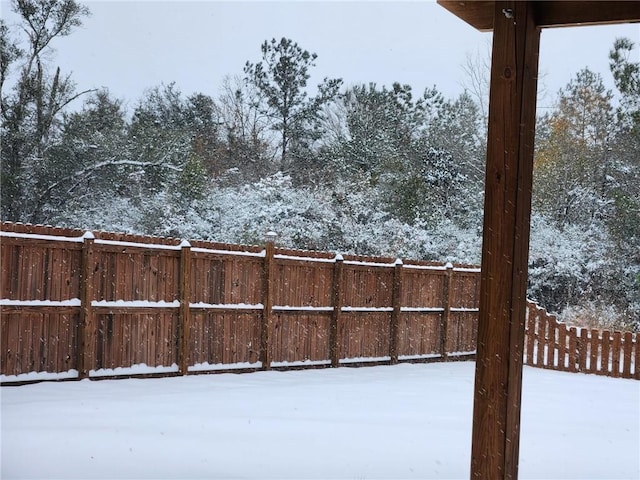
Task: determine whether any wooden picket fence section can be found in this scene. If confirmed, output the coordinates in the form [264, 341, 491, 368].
[1, 222, 638, 383]
[1, 222, 480, 382]
[524, 303, 640, 378]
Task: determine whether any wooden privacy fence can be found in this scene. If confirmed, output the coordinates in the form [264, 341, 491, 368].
[524, 302, 640, 378]
[1, 222, 638, 382]
[1, 222, 480, 382]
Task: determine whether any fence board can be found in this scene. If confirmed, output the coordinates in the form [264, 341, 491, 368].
[622, 331, 632, 378]
[611, 331, 621, 378]
[578, 328, 588, 373]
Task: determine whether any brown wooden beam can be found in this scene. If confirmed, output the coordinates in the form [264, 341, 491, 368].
[438, 1, 640, 32]
[470, 2, 540, 479]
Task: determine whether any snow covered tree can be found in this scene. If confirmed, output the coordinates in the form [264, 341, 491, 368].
[1, 0, 91, 222]
[244, 38, 342, 176]
[533, 68, 615, 227]
[215, 75, 273, 182]
[39, 89, 129, 222]
[126, 84, 219, 204]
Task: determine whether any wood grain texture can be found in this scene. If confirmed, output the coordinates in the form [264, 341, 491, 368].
[470, 2, 540, 478]
[437, 1, 640, 32]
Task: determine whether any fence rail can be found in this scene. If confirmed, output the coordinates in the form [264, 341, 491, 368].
[1, 222, 637, 383]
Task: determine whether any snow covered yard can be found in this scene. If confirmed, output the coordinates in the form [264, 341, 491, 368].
[2, 362, 638, 479]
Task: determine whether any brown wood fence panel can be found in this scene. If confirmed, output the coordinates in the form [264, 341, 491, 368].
[339, 312, 391, 360]
[271, 312, 331, 364]
[523, 306, 638, 379]
[188, 311, 261, 367]
[450, 271, 481, 309]
[401, 269, 446, 307]
[341, 265, 394, 308]
[92, 247, 180, 302]
[397, 312, 442, 358]
[272, 259, 333, 308]
[1, 310, 78, 375]
[93, 311, 178, 372]
[1, 237, 82, 301]
[190, 255, 225, 304]
[189, 253, 263, 305]
[447, 311, 478, 354]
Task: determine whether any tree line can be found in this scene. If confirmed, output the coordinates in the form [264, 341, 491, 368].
[1, 1, 638, 330]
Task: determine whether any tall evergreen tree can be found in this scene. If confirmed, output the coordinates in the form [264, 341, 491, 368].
[244, 38, 342, 175]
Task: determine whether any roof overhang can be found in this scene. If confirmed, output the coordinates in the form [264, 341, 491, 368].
[437, 1, 640, 32]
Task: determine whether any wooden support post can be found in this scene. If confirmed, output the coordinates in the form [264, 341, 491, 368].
[330, 254, 344, 367]
[470, 2, 540, 479]
[77, 232, 95, 379]
[389, 259, 403, 364]
[178, 241, 191, 375]
[261, 234, 276, 370]
[441, 263, 454, 361]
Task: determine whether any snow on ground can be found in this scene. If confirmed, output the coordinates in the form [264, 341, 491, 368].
[2, 362, 638, 479]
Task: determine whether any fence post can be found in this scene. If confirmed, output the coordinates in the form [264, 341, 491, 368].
[261, 232, 276, 371]
[568, 326, 577, 373]
[330, 254, 343, 367]
[440, 263, 453, 361]
[77, 231, 95, 379]
[178, 240, 191, 375]
[389, 259, 403, 365]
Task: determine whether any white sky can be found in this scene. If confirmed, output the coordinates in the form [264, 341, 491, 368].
[2, 0, 639, 111]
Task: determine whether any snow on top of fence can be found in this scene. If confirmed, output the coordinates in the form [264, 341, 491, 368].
[273, 305, 334, 311]
[341, 306, 394, 312]
[400, 307, 445, 312]
[0, 299, 81, 306]
[343, 260, 396, 268]
[94, 239, 183, 250]
[190, 247, 265, 257]
[0, 231, 85, 242]
[91, 300, 180, 308]
[274, 253, 336, 263]
[190, 302, 264, 310]
[402, 264, 448, 271]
